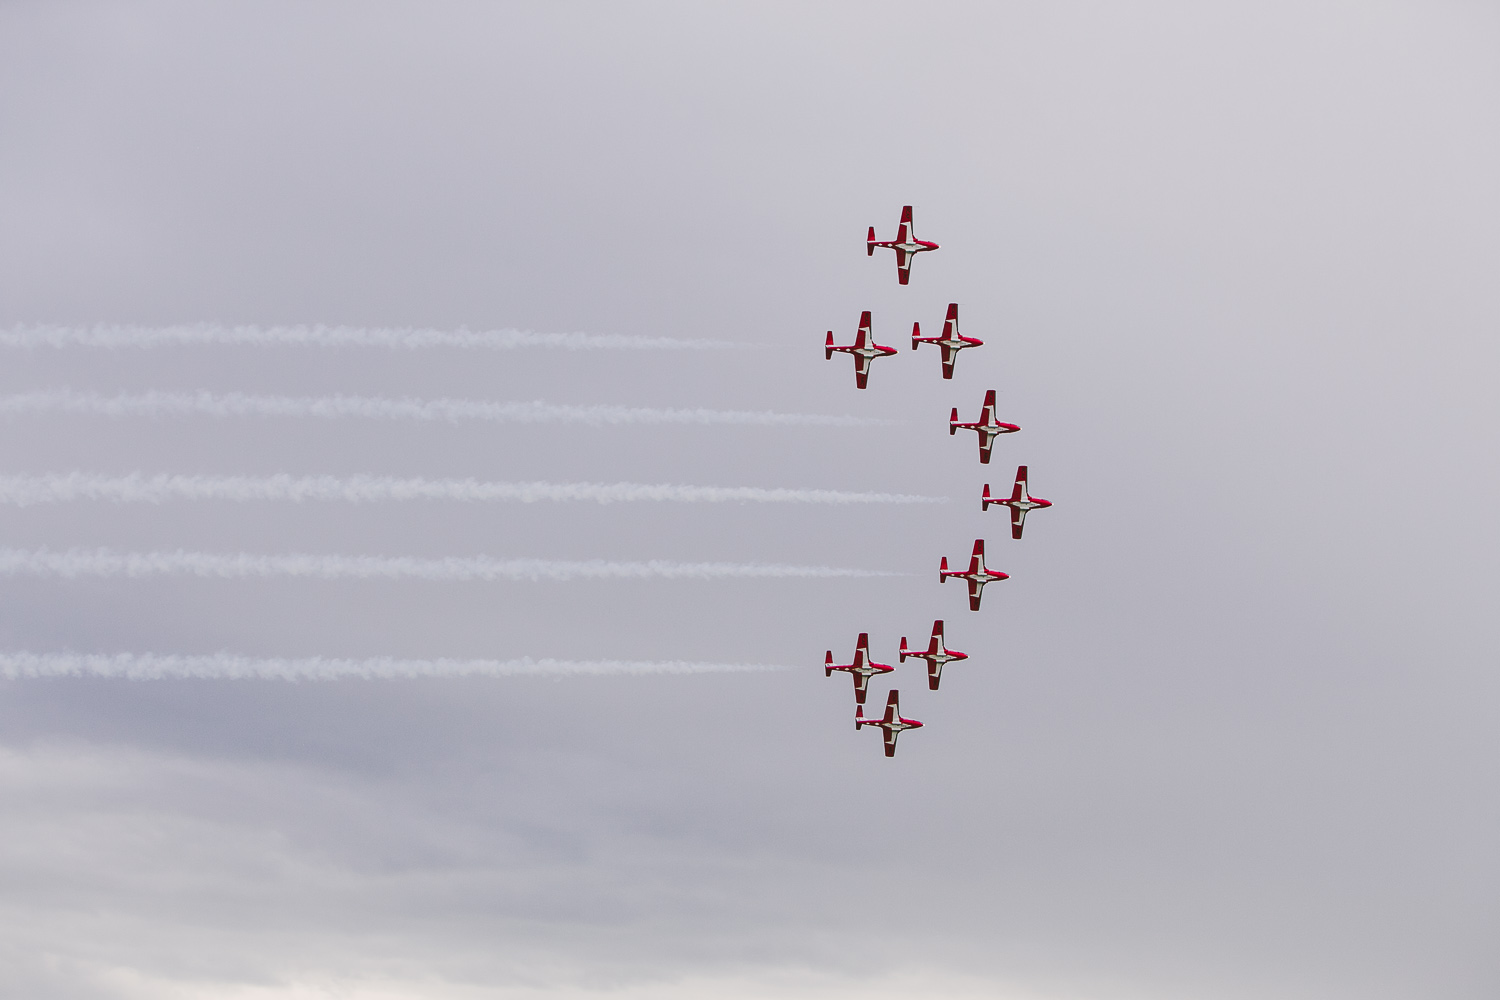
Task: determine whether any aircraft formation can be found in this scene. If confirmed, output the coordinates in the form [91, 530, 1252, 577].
[824, 206, 1053, 758]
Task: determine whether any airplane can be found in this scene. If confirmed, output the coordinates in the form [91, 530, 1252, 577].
[900, 619, 969, 691]
[867, 205, 939, 285]
[825, 310, 897, 389]
[939, 539, 1009, 611]
[855, 688, 923, 757]
[982, 465, 1053, 540]
[824, 632, 895, 705]
[949, 388, 1020, 464]
[911, 303, 983, 379]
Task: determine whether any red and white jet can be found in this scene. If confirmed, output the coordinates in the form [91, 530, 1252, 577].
[911, 303, 983, 380]
[900, 620, 969, 691]
[825, 310, 897, 389]
[939, 539, 1009, 611]
[855, 688, 923, 757]
[949, 389, 1020, 464]
[982, 465, 1053, 540]
[867, 205, 939, 285]
[824, 632, 895, 705]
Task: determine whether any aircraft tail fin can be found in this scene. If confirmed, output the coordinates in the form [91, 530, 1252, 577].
[898, 636, 908, 662]
[854, 704, 865, 730]
[949, 407, 959, 434]
[911, 321, 921, 350]
[939, 556, 949, 580]
[824, 331, 834, 360]
[824, 650, 833, 676]
[866, 226, 877, 255]
[981, 483, 993, 510]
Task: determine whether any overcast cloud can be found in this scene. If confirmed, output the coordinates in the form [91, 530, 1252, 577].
[1, 2, 1497, 998]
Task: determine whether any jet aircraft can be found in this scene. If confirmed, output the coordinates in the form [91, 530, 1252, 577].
[825, 310, 897, 389]
[824, 632, 895, 705]
[939, 539, 1009, 611]
[867, 205, 939, 285]
[855, 689, 924, 757]
[900, 620, 969, 691]
[949, 389, 1020, 464]
[982, 465, 1053, 539]
[911, 303, 983, 379]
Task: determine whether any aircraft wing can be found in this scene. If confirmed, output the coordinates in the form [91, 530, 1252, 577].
[927, 660, 943, 691]
[1011, 506, 1027, 540]
[851, 670, 870, 704]
[882, 727, 899, 757]
[941, 303, 958, 339]
[977, 431, 994, 464]
[854, 352, 872, 389]
[967, 578, 985, 611]
[896, 248, 913, 285]
[940, 343, 955, 380]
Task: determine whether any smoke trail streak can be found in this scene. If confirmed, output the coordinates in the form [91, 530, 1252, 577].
[0, 652, 790, 681]
[0, 391, 889, 427]
[0, 473, 943, 507]
[0, 548, 899, 582]
[0, 324, 747, 351]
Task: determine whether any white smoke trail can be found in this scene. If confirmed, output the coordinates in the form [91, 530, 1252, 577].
[0, 390, 889, 427]
[0, 473, 943, 507]
[0, 652, 791, 681]
[0, 324, 747, 351]
[0, 548, 898, 582]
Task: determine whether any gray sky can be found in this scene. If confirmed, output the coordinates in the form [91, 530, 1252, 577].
[1, 2, 1498, 997]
